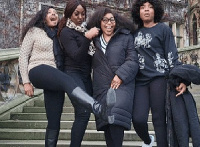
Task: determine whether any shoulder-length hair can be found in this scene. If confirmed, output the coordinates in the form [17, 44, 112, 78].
[21, 6, 53, 41]
[132, 0, 164, 28]
[57, 0, 86, 36]
[87, 7, 136, 34]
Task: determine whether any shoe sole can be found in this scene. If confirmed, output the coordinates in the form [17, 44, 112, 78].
[106, 88, 116, 124]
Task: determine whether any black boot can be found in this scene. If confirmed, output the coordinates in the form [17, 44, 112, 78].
[45, 129, 59, 147]
[71, 87, 116, 123]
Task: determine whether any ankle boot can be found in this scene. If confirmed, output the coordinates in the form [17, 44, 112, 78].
[71, 87, 116, 123]
[45, 129, 59, 147]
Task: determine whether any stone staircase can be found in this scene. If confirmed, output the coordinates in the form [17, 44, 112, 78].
[0, 84, 199, 147]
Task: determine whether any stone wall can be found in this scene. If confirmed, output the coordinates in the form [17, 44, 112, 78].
[0, 0, 66, 49]
[0, 0, 21, 49]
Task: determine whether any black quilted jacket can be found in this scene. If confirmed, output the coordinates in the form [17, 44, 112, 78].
[166, 64, 200, 147]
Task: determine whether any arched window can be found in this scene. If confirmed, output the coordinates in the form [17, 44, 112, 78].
[192, 14, 197, 45]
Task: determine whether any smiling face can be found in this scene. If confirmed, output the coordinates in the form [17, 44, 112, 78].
[140, 2, 155, 24]
[70, 5, 86, 26]
[45, 8, 59, 28]
[101, 13, 116, 37]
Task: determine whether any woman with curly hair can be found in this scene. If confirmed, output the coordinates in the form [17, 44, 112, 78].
[131, 0, 187, 147]
[19, 6, 115, 147]
[87, 7, 139, 147]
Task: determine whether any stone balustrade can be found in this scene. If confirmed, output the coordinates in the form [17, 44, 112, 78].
[0, 48, 24, 103]
[178, 45, 200, 67]
[0, 46, 199, 105]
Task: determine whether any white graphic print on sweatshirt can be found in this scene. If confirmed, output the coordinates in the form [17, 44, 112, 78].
[138, 54, 145, 69]
[134, 32, 152, 49]
[153, 53, 168, 73]
[134, 31, 174, 73]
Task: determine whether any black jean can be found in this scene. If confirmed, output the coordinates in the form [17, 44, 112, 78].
[132, 77, 168, 147]
[66, 71, 92, 147]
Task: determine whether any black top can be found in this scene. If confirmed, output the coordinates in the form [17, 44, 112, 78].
[133, 22, 180, 86]
[59, 27, 92, 75]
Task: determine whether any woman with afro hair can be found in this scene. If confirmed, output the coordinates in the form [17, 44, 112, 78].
[131, 0, 187, 147]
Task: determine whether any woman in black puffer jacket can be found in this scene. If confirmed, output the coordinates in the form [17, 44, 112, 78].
[87, 7, 139, 147]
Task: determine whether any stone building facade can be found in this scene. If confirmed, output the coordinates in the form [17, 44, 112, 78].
[0, 0, 192, 49]
[188, 0, 200, 46]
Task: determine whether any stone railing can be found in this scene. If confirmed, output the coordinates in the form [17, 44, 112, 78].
[0, 48, 24, 103]
[178, 45, 200, 67]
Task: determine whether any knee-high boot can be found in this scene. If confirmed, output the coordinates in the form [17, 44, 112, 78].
[45, 129, 59, 147]
[71, 87, 116, 124]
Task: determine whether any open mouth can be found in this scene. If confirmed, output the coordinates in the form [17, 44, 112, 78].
[105, 26, 114, 31]
[144, 14, 150, 17]
[50, 17, 57, 21]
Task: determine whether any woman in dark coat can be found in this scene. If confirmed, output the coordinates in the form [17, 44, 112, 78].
[87, 7, 139, 147]
[57, 0, 100, 146]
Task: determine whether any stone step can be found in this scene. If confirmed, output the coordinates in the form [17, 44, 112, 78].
[0, 129, 148, 141]
[0, 129, 195, 144]
[188, 84, 200, 93]
[0, 120, 154, 130]
[0, 85, 199, 147]
[0, 140, 156, 147]
[24, 104, 200, 112]
[34, 96, 200, 108]
[0, 140, 194, 147]
[9, 112, 200, 122]
[22, 106, 200, 114]
[10, 113, 94, 121]
[23, 106, 74, 113]
[34, 96, 72, 107]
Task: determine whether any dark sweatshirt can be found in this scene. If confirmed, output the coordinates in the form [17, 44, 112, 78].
[133, 22, 181, 86]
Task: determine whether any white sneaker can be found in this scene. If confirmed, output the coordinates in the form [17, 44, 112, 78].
[142, 135, 155, 147]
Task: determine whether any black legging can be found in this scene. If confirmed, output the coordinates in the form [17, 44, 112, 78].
[29, 64, 85, 131]
[29, 64, 77, 93]
[132, 77, 168, 147]
[104, 125, 125, 147]
[44, 90, 64, 130]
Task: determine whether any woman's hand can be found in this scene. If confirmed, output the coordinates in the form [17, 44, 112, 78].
[176, 83, 187, 97]
[84, 27, 100, 40]
[24, 83, 34, 97]
[111, 75, 122, 89]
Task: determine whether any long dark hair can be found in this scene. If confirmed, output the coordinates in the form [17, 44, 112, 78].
[21, 6, 53, 41]
[132, 0, 164, 28]
[57, 0, 86, 36]
[87, 7, 136, 34]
